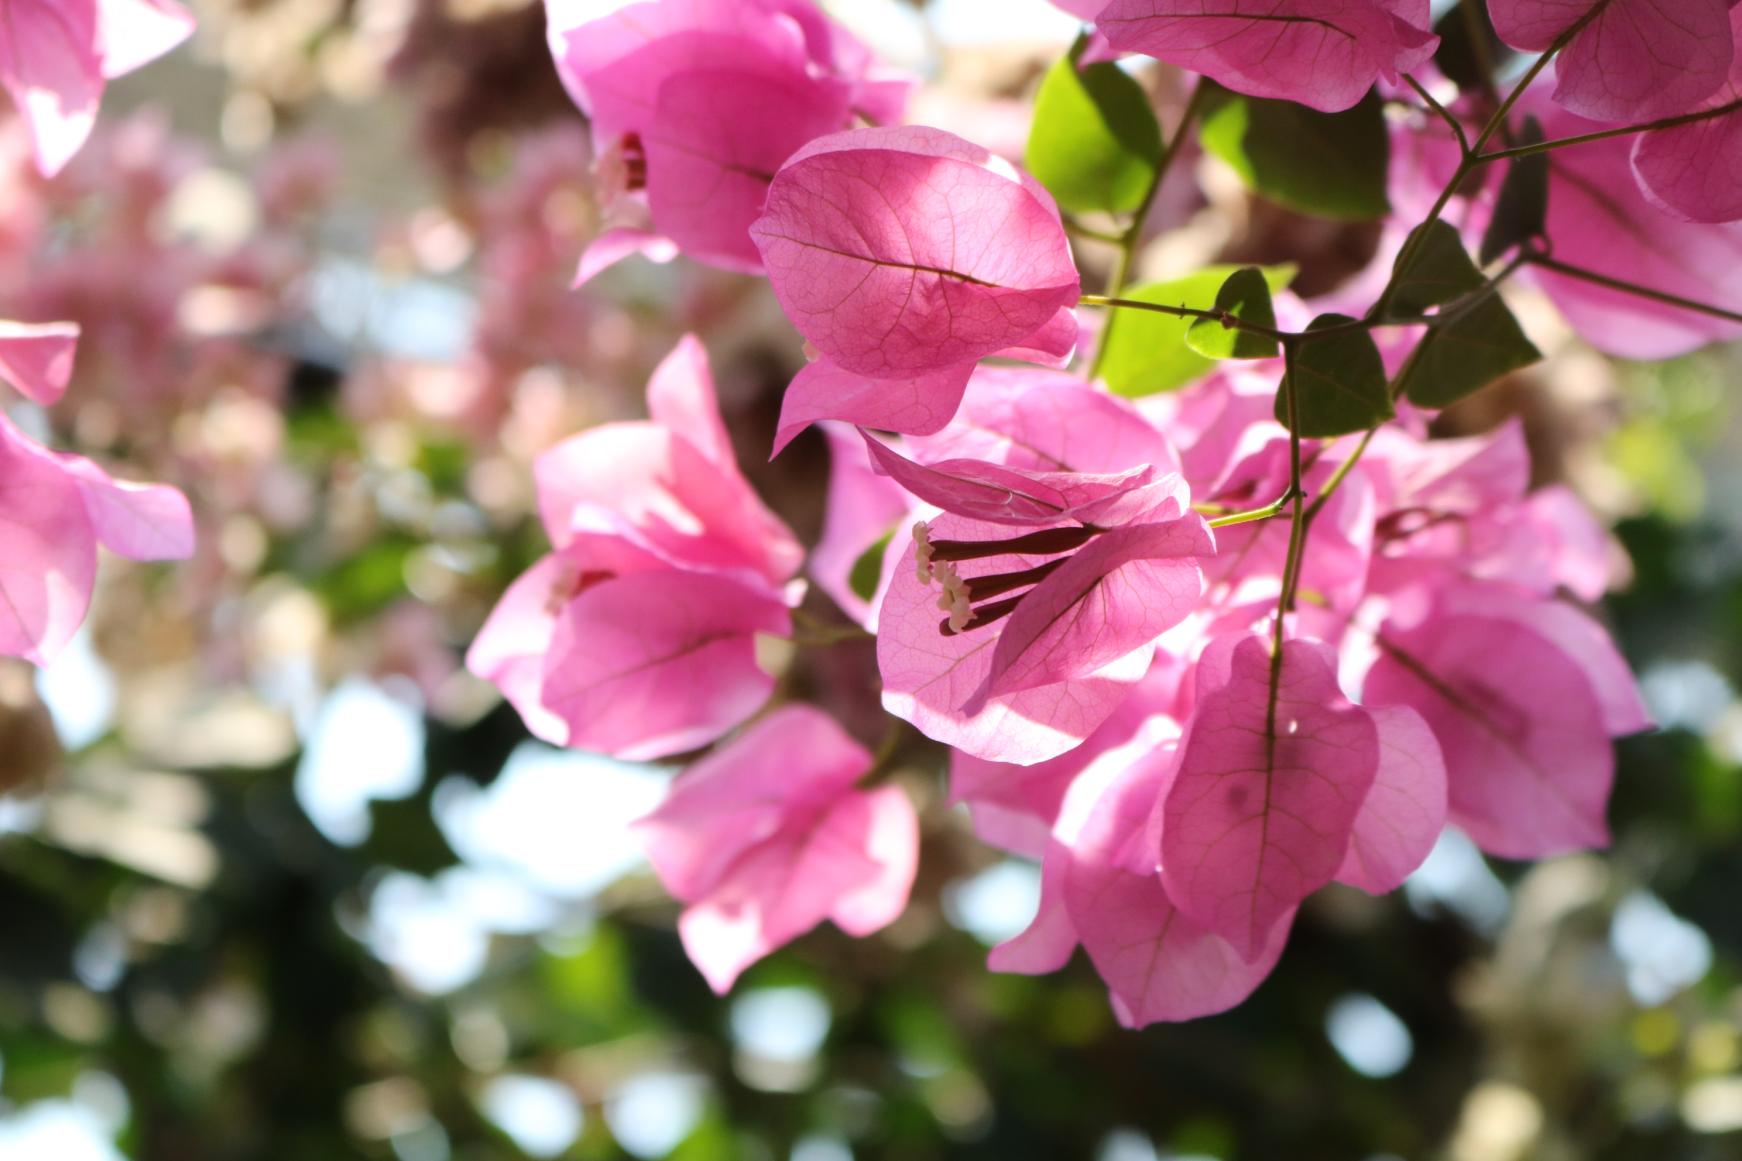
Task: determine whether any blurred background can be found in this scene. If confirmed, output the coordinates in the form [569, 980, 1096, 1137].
[0, 1, 1739, 1158]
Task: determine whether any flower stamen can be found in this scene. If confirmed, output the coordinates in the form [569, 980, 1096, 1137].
[927, 524, 1099, 563]
[934, 561, 973, 633]
[913, 520, 936, 583]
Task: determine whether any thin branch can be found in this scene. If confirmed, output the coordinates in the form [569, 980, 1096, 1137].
[1404, 74, 1470, 155]
[1266, 353, 1309, 736]
[1080, 293, 1289, 341]
[1457, 0, 1508, 141]
[1468, 20, 1587, 156]
[1473, 99, 1742, 163]
[1369, 163, 1474, 319]
[1529, 254, 1742, 325]
[1302, 429, 1377, 525]
[1372, 26, 1576, 319]
[1208, 488, 1298, 529]
[1275, 353, 1309, 618]
[1062, 217, 1127, 245]
[1091, 80, 1209, 379]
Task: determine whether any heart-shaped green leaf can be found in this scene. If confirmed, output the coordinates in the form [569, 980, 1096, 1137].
[1277, 316, 1392, 437]
[1101, 264, 1296, 397]
[1186, 267, 1281, 360]
[1026, 47, 1163, 216]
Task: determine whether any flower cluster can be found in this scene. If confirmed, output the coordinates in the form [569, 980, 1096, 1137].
[452, 0, 1742, 1014]
[546, 0, 910, 281]
[0, 2, 197, 665]
[10, 0, 1670, 1035]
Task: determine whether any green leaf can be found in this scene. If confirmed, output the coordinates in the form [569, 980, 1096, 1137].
[1433, 1, 1517, 93]
[1026, 49, 1162, 215]
[849, 530, 894, 603]
[1398, 292, 1542, 409]
[1198, 84, 1390, 221]
[1479, 115, 1548, 264]
[1102, 264, 1295, 397]
[1277, 315, 1392, 437]
[1186, 267, 1280, 360]
[1385, 220, 1485, 319]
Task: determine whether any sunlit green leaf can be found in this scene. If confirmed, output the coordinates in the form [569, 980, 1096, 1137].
[1026, 47, 1162, 215]
[1101, 264, 1295, 397]
[1186, 267, 1280, 360]
[849, 530, 895, 603]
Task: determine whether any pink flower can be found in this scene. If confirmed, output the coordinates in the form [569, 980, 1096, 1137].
[0, 0, 194, 177]
[1489, 0, 1735, 122]
[993, 631, 1447, 1026]
[636, 705, 918, 992]
[1367, 420, 1615, 601]
[466, 337, 804, 759]
[0, 322, 194, 664]
[990, 728, 1294, 1026]
[1630, 9, 1742, 223]
[1159, 633, 1442, 958]
[863, 370, 1206, 764]
[1360, 580, 1648, 858]
[861, 433, 1166, 530]
[751, 127, 1081, 452]
[1199, 433, 1380, 623]
[879, 510, 1203, 765]
[1146, 368, 1381, 635]
[545, 0, 905, 279]
[812, 359, 1186, 642]
[1096, 0, 1438, 113]
[879, 490, 1207, 765]
[949, 668, 1185, 858]
[909, 366, 1178, 476]
[533, 334, 802, 592]
[1528, 94, 1742, 359]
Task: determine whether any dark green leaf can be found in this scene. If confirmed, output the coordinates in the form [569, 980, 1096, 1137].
[1277, 315, 1392, 437]
[1433, 1, 1517, 92]
[1398, 292, 1542, 408]
[1479, 115, 1548, 264]
[1198, 84, 1390, 221]
[849, 530, 895, 603]
[1102, 264, 1296, 397]
[1385, 220, 1485, 319]
[1026, 49, 1162, 215]
[1186, 267, 1280, 359]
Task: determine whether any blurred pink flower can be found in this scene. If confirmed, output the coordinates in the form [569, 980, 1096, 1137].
[0, 0, 193, 177]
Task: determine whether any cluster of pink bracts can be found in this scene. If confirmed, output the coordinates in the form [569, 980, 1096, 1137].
[0, 0, 196, 664]
[472, 330, 1648, 1016]
[1, 0, 1732, 1023]
[460, 0, 1742, 1019]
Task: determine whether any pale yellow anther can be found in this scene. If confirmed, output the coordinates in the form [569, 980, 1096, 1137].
[934, 561, 973, 633]
[913, 520, 935, 583]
